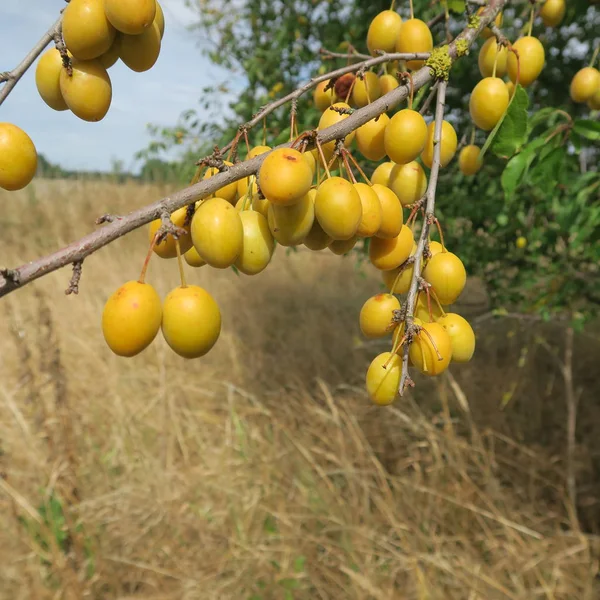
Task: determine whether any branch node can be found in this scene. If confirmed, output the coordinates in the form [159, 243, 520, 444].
[96, 214, 122, 225]
[0, 268, 21, 285]
[65, 260, 83, 295]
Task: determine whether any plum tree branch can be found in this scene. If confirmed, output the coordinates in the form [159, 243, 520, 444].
[0, 0, 507, 299]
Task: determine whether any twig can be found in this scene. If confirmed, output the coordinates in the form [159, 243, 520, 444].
[0, 16, 62, 106]
[0, 1, 507, 299]
[419, 81, 440, 115]
[399, 80, 448, 396]
[65, 260, 83, 295]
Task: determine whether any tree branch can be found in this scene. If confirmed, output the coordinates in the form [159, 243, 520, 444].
[0, 0, 507, 299]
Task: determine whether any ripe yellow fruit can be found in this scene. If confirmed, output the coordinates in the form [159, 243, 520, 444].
[154, 1, 165, 38]
[354, 183, 382, 237]
[469, 77, 509, 131]
[267, 193, 314, 246]
[356, 113, 389, 162]
[371, 184, 403, 239]
[409, 322, 452, 375]
[317, 102, 356, 160]
[516, 235, 527, 249]
[478, 37, 508, 79]
[35, 49, 68, 111]
[367, 10, 403, 56]
[569, 67, 600, 103]
[395, 19, 433, 70]
[203, 161, 238, 204]
[99, 36, 122, 69]
[380, 74, 399, 95]
[507, 36, 545, 88]
[423, 251, 467, 305]
[366, 351, 402, 406]
[235, 211, 275, 275]
[371, 161, 394, 186]
[0, 123, 38, 191]
[329, 237, 358, 255]
[258, 148, 313, 206]
[62, 0, 116, 60]
[101, 281, 162, 357]
[351, 71, 381, 107]
[360, 293, 401, 338]
[191, 197, 243, 268]
[161, 285, 221, 358]
[184, 245, 206, 267]
[479, 9, 503, 39]
[414, 292, 444, 322]
[382, 243, 416, 294]
[458, 145, 482, 176]
[313, 80, 336, 111]
[540, 0, 566, 28]
[370, 224, 413, 271]
[104, 0, 156, 35]
[119, 22, 161, 72]
[388, 161, 428, 207]
[587, 87, 600, 110]
[421, 120, 458, 169]
[384, 109, 428, 165]
[505, 79, 515, 98]
[148, 206, 193, 259]
[429, 240, 444, 256]
[59, 58, 112, 122]
[238, 146, 271, 200]
[303, 150, 317, 176]
[437, 313, 476, 363]
[304, 200, 333, 250]
[315, 177, 362, 240]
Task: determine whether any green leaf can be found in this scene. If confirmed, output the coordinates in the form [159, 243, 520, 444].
[528, 147, 566, 194]
[446, 0, 466, 14]
[573, 120, 600, 141]
[500, 137, 545, 199]
[490, 85, 530, 157]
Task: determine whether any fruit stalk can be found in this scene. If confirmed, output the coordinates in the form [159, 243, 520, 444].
[399, 79, 448, 396]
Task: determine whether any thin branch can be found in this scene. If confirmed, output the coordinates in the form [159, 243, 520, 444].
[0, 1, 507, 299]
[419, 80, 440, 115]
[65, 260, 83, 295]
[399, 80, 448, 396]
[0, 16, 62, 106]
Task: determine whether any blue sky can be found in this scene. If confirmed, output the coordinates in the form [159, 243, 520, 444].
[0, 0, 237, 172]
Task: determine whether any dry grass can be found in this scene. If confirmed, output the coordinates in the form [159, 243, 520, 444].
[0, 179, 599, 599]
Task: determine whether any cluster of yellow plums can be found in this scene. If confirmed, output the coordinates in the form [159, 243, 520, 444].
[0, 0, 164, 192]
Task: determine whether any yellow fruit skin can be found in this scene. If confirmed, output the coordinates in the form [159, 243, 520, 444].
[516, 236, 527, 249]
[540, 0, 566, 27]
[314, 80, 336, 111]
[304, 201, 333, 250]
[99, 36, 122, 69]
[360, 293, 401, 338]
[370, 224, 413, 271]
[395, 19, 433, 70]
[354, 183, 382, 238]
[570, 67, 600, 103]
[379, 74, 399, 95]
[62, 0, 116, 60]
[409, 322, 452, 376]
[458, 145, 482, 176]
[507, 36, 545, 88]
[267, 193, 314, 246]
[315, 177, 362, 241]
[184, 245, 206, 267]
[437, 313, 476, 363]
[104, 0, 156, 35]
[161, 285, 221, 359]
[155, 1, 165, 38]
[356, 113, 389, 162]
[317, 102, 356, 161]
[329, 236, 358, 255]
[367, 10, 403, 56]
[414, 292, 444, 322]
[388, 161, 427, 207]
[429, 241, 444, 256]
[59, 58, 112, 122]
[203, 161, 238, 204]
[258, 148, 313, 206]
[148, 206, 193, 259]
[587, 87, 600, 110]
[384, 109, 428, 165]
[351, 72, 381, 107]
[382, 243, 416, 294]
[101, 281, 162, 357]
[119, 22, 161, 72]
[235, 211, 275, 275]
[366, 352, 402, 406]
[372, 184, 403, 239]
[478, 37, 508, 79]
[191, 197, 244, 268]
[35, 49, 69, 111]
[421, 120, 458, 169]
[371, 161, 394, 187]
[469, 77, 509, 131]
[423, 251, 467, 305]
[478, 9, 503, 39]
[505, 79, 515, 98]
[0, 123, 38, 191]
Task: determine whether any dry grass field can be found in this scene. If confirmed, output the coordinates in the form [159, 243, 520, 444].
[0, 179, 599, 599]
